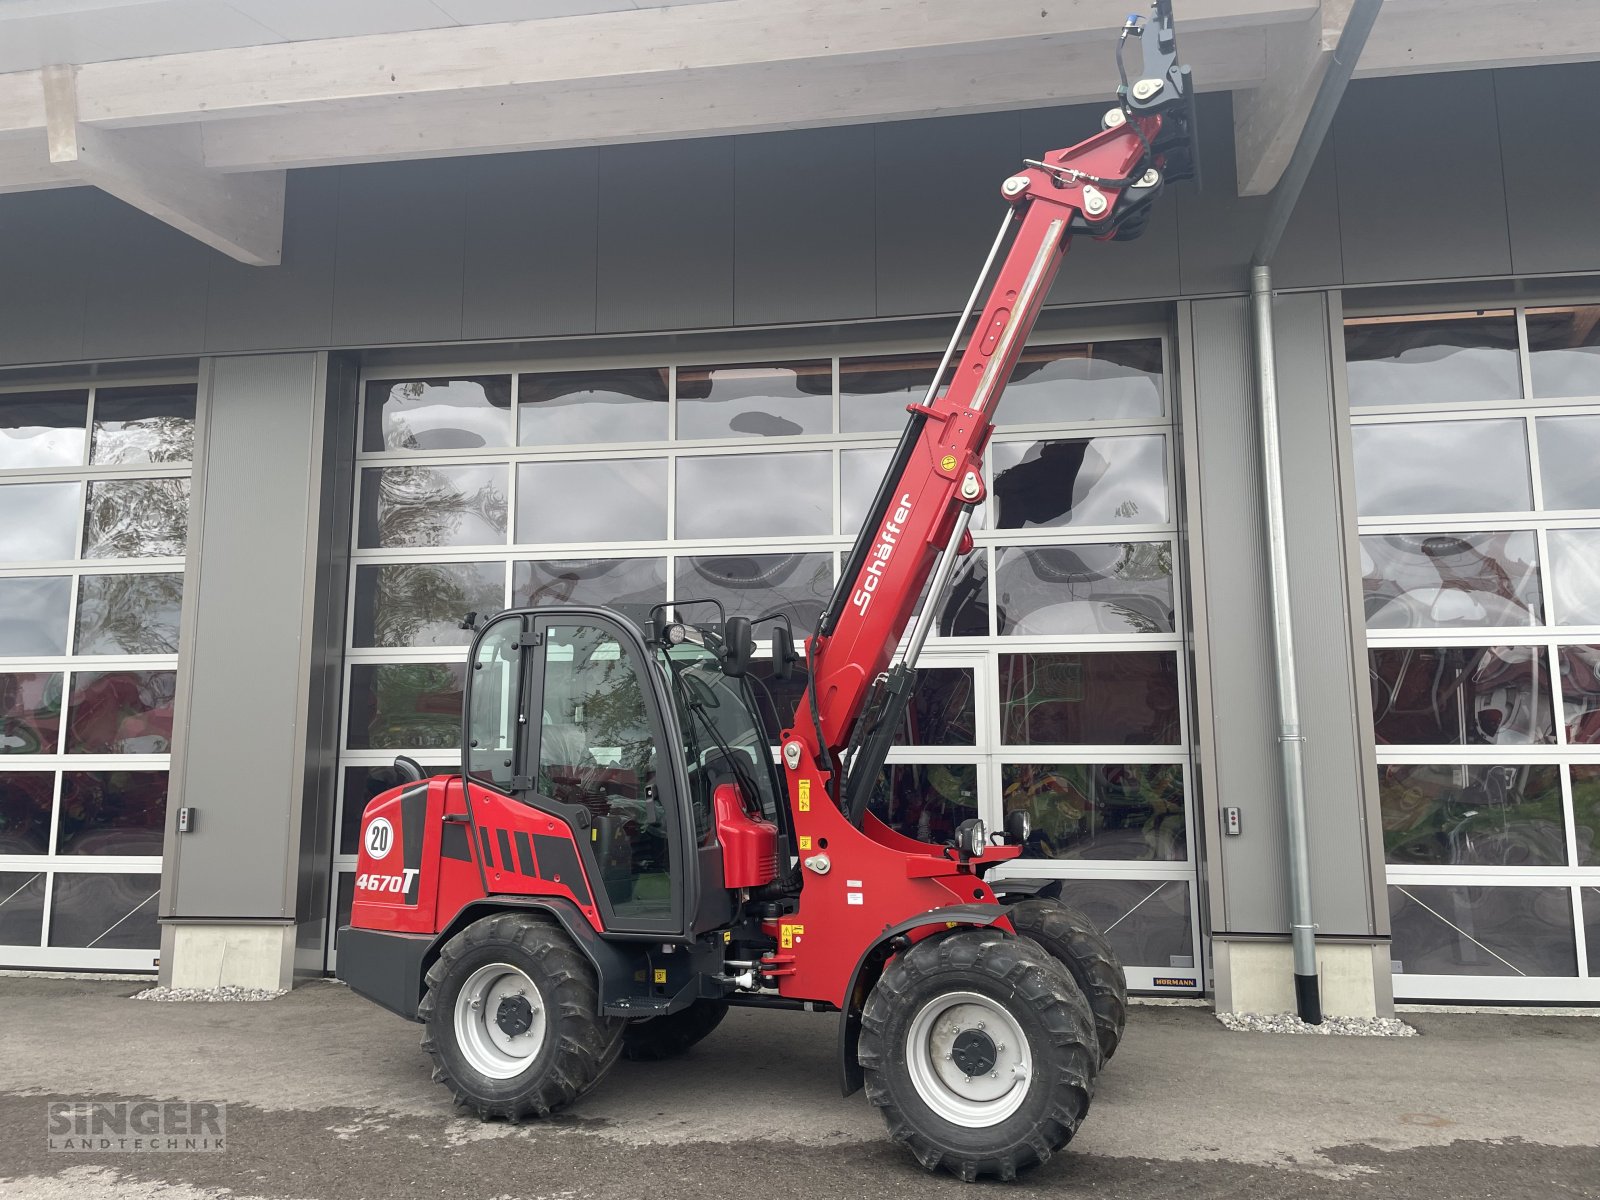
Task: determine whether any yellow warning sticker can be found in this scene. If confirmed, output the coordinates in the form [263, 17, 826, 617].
[723, 930, 732, 943]
[798, 836, 812, 851]
[940, 454, 958, 473]
[780, 924, 805, 949]
[797, 778, 811, 812]
[653, 968, 667, 984]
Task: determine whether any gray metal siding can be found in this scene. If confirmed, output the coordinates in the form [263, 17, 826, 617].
[1495, 62, 1600, 277]
[81, 196, 212, 362]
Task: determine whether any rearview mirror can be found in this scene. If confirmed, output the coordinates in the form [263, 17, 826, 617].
[722, 616, 755, 678]
[770, 625, 800, 681]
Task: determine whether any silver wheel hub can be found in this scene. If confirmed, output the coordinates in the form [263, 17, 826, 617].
[453, 963, 547, 1079]
[905, 990, 1034, 1127]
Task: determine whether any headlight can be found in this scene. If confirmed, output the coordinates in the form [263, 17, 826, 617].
[955, 818, 988, 858]
[1004, 809, 1032, 844]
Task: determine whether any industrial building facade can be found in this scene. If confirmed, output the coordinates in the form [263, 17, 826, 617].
[0, 0, 1596, 1014]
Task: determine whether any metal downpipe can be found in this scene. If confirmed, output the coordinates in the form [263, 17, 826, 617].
[1250, 262, 1321, 1024]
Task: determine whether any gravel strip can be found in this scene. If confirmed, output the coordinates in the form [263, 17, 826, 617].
[131, 986, 287, 1003]
[1216, 1011, 1418, 1036]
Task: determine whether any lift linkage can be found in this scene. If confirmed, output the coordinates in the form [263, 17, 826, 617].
[795, 0, 1198, 813]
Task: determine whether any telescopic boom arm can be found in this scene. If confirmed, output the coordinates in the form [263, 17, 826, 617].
[792, 0, 1198, 817]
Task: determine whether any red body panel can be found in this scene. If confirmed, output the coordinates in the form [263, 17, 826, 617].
[712, 783, 778, 890]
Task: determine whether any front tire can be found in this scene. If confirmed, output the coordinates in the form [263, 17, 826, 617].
[1007, 898, 1128, 1063]
[858, 929, 1098, 1181]
[621, 999, 728, 1062]
[419, 912, 624, 1120]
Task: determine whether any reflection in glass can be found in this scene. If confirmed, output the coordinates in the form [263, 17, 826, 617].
[995, 542, 1174, 635]
[1352, 419, 1530, 517]
[0, 772, 55, 854]
[66, 671, 176, 754]
[840, 354, 937, 433]
[91, 384, 196, 465]
[1361, 532, 1541, 629]
[514, 558, 665, 630]
[868, 763, 977, 847]
[346, 662, 467, 750]
[676, 554, 832, 637]
[1526, 306, 1600, 399]
[999, 652, 1180, 745]
[675, 361, 831, 440]
[48, 872, 160, 949]
[1548, 529, 1600, 626]
[842, 447, 988, 534]
[936, 552, 991, 638]
[1586, 888, 1600, 978]
[1344, 313, 1521, 407]
[0, 390, 87, 468]
[1378, 763, 1566, 866]
[747, 657, 808, 748]
[357, 464, 508, 549]
[352, 561, 503, 648]
[0, 482, 79, 562]
[0, 577, 71, 656]
[1556, 645, 1600, 744]
[991, 436, 1167, 529]
[1570, 765, 1600, 866]
[56, 771, 167, 855]
[334, 871, 355, 954]
[892, 669, 976, 747]
[0, 673, 61, 755]
[468, 617, 521, 790]
[82, 479, 190, 559]
[1029, 878, 1192, 969]
[1389, 884, 1575, 977]
[74, 573, 183, 655]
[1003, 762, 1185, 861]
[363, 377, 511, 452]
[517, 459, 667, 544]
[341, 765, 416, 856]
[518, 368, 668, 446]
[0, 870, 45, 946]
[995, 340, 1164, 425]
[1535, 415, 1600, 511]
[1370, 645, 1552, 745]
[676, 452, 830, 538]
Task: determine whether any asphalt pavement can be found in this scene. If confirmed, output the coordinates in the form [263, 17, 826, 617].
[0, 974, 1597, 1199]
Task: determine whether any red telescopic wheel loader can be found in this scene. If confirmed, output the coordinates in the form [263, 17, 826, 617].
[339, 2, 1198, 1180]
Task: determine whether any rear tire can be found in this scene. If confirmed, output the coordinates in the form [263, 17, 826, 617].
[621, 999, 728, 1062]
[858, 929, 1098, 1181]
[1006, 898, 1128, 1063]
[419, 912, 624, 1120]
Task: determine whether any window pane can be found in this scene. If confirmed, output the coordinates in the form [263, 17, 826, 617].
[56, 771, 167, 855]
[513, 558, 665, 631]
[992, 435, 1167, 529]
[676, 553, 832, 637]
[842, 446, 988, 535]
[997, 340, 1164, 424]
[467, 617, 521, 789]
[48, 873, 160, 949]
[0, 772, 55, 854]
[91, 384, 196, 465]
[346, 662, 467, 751]
[0, 870, 45, 946]
[518, 368, 668, 446]
[1535, 415, 1600, 511]
[1526, 306, 1600, 399]
[334, 871, 355, 952]
[892, 668, 976, 747]
[1571, 765, 1600, 866]
[0, 577, 71, 656]
[66, 671, 176, 754]
[1003, 762, 1185, 861]
[1557, 645, 1600, 744]
[999, 651, 1181, 745]
[1344, 313, 1520, 407]
[747, 656, 808, 747]
[0, 482, 79, 561]
[1378, 763, 1566, 867]
[341, 765, 410, 856]
[0, 390, 87, 468]
[676, 361, 831, 440]
[840, 354, 936, 433]
[1389, 884, 1576, 977]
[1049, 878, 1193, 970]
[1369, 645, 1553, 745]
[82, 478, 190, 558]
[868, 763, 977, 846]
[996, 542, 1175, 636]
[1549, 529, 1600, 625]
[1584, 888, 1600, 977]
[1361, 532, 1541, 629]
[352, 561, 504, 649]
[676, 452, 830, 539]
[516, 459, 666, 544]
[362, 376, 511, 452]
[1, 673, 61, 755]
[936, 552, 991, 638]
[1352, 419, 1530, 517]
[74, 573, 183, 655]
[357, 464, 508, 549]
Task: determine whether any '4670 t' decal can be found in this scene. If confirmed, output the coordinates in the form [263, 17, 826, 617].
[355, 869, 419, 894]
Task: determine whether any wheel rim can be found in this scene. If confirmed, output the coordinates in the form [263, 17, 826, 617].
[905, 990, 1034, 1127]
[453, 963, 547, 1079]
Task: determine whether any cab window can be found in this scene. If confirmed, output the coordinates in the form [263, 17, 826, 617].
[465, 615, 522, 789]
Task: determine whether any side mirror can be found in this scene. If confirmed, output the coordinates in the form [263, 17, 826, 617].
[771, 625, 801, 681]
[722, 616, 754, 678]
